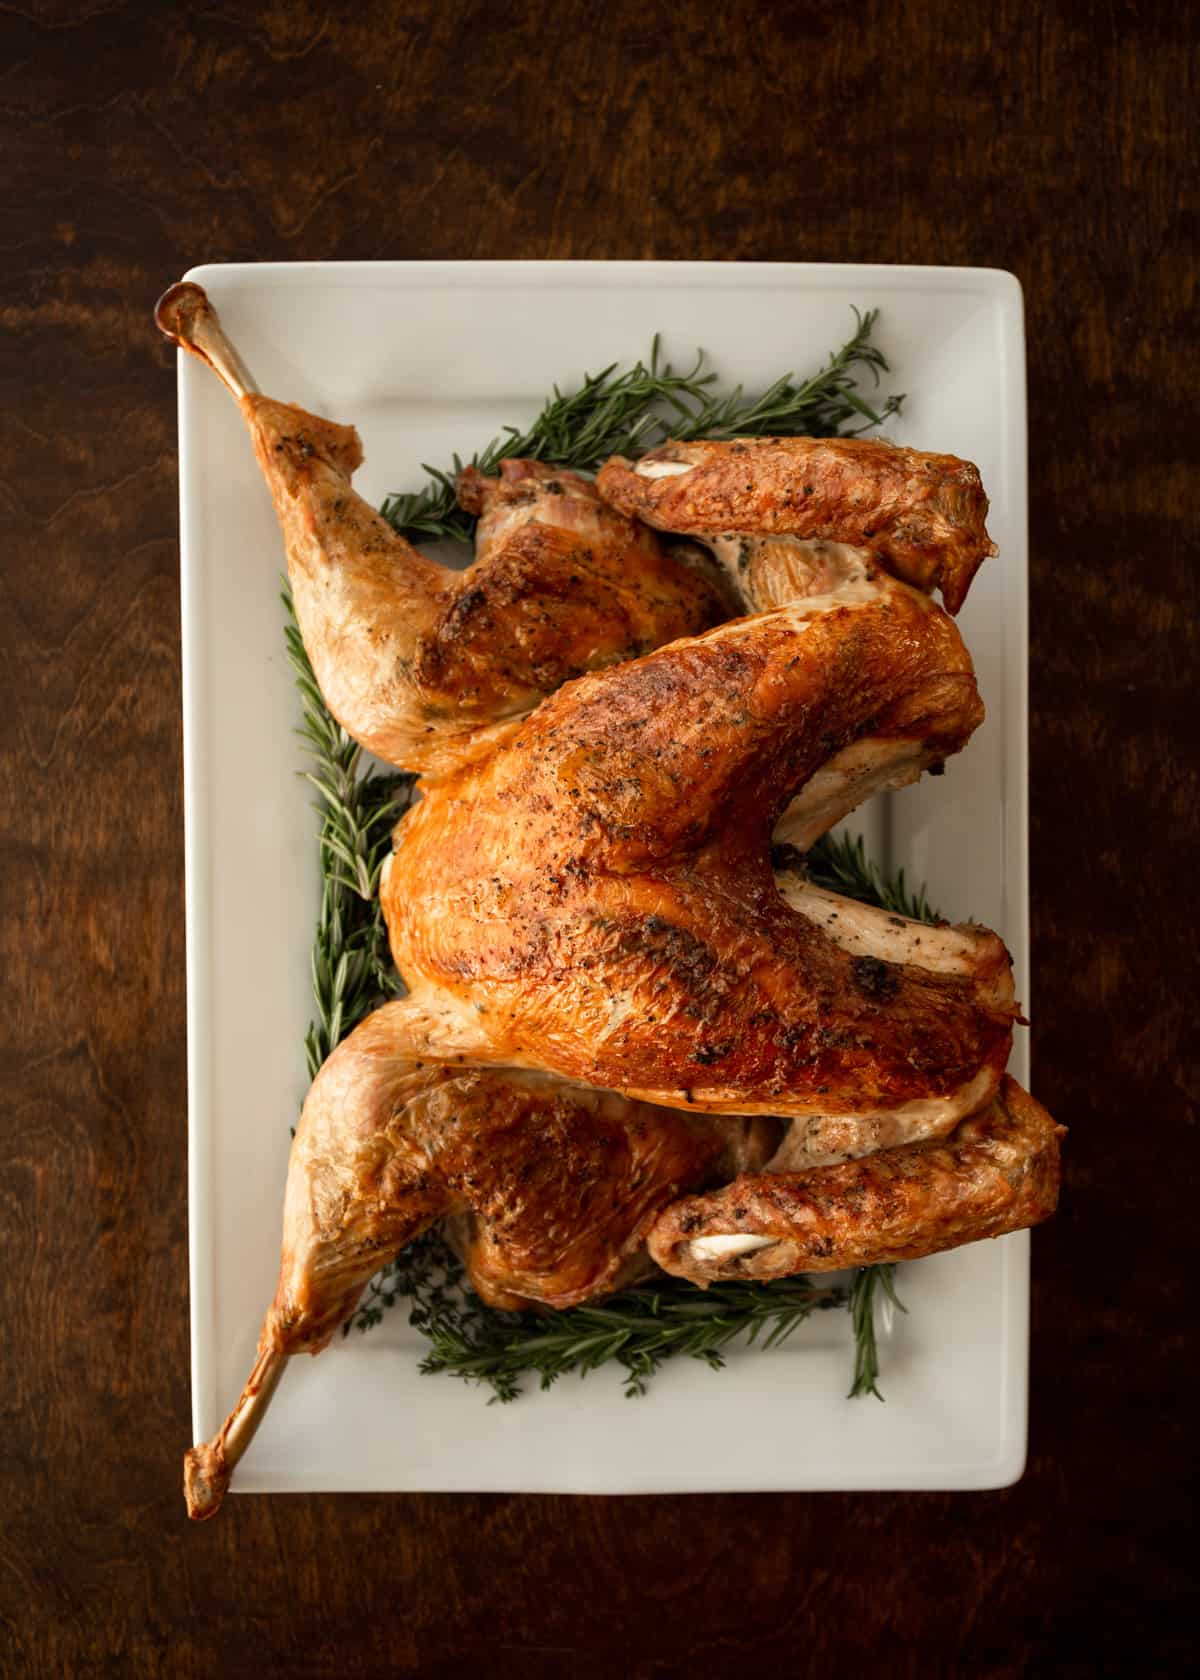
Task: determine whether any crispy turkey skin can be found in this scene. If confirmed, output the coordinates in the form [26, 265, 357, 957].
[382, 572, 1012, 1130]
[597, 435, 997, 614]
[649, 1077, 1064, 1284]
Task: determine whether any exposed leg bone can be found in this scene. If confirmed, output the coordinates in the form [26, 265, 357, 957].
[183, 1346, 288, 1522]
[157, 282, 260, 400]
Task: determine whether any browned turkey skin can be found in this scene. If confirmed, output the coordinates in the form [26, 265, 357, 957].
[649, 1076, 1062, 1284]
[160, 282, 1061, 1522]
[155, 284, 727, 778]
[596, 435, 997, 615]
[183, 1000, 779, 1519]
[381, 572, 1013, 1129]
[184, 995, 1059, 1521]
[269, 1001, 770, 1335]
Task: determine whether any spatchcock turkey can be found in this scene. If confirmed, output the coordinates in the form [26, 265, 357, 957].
[157, 283, 1063, 1521]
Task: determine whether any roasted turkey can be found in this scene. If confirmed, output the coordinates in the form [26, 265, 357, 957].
[159, 285, 1062, 1521]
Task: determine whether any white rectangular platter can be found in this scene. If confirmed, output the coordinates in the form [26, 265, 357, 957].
[178, 261, 1029, 1494]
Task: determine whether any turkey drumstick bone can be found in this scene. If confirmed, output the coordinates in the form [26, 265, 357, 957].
[156, 282, 259, 399]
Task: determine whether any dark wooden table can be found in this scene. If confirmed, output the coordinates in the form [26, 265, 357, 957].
[3, 2, 1194, 1673]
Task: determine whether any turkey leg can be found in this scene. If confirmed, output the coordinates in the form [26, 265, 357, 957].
[182, 998, 763, 1518]
[156, 283, 727, 777]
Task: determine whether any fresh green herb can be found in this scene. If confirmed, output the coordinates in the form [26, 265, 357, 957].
[379, 308, 902, 546]
[294, 318, 921, 1403]
[284, 589, 415, 1077]
[346, 1232, 848, 1402]
[805, 829, 941, 924]
[848, 1263, 907, 1400]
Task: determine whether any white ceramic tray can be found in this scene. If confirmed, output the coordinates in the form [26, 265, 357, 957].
[177, 261, 1029, 1494]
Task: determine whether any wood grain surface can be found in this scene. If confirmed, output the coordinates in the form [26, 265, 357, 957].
[1, 1, 1195, 1673]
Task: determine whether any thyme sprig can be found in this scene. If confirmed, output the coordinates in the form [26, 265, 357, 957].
[283, 590, 415, 1077]
[380, 308, 902, 545]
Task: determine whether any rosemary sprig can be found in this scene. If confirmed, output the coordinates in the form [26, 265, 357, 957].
[804, 829, 940, 924]
[848, 1263, 907, 1399]
[379, 309, 902, 545]
[283, 589, 415, 1077]
[346, 1232, 848, 1401]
